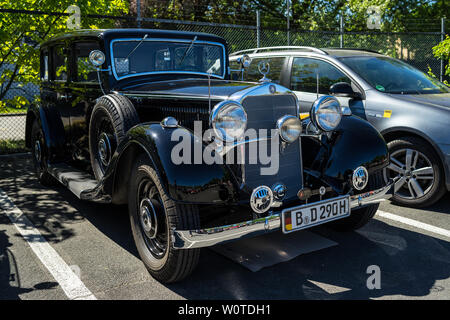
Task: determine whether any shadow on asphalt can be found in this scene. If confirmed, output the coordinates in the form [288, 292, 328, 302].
[164, 221, 450, 299]
[1, 155, 449, 299]
[0, 215, 59, 299]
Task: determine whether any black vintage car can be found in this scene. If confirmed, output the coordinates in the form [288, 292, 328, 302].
[26, 29, 395, 283]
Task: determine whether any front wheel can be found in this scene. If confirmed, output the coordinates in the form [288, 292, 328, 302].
[328, 203, 379, 231]
[328, 170, 384, 231]
[128, 154, 200, 283]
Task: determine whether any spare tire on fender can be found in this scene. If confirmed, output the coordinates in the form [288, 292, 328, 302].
[89, 94, 139, 180]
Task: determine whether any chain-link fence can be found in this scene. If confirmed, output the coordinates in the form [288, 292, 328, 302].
[0, 8, 448, 154]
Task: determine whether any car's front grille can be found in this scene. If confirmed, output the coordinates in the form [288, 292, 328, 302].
[243, 95, 298, 132]
[240, 94, 303, 201]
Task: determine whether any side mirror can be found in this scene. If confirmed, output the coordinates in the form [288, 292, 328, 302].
[330, 82, 361, 99]
[89, 50, 105, 67]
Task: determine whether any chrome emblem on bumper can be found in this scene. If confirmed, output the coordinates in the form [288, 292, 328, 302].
[250, 186, 273, 214]
[353, 166, 369, 191]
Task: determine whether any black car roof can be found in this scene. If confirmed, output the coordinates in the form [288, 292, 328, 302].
[40, 28, 227, 47]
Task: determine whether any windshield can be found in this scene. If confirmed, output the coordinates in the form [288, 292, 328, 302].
[111, 39, 225, 80]
[339, 56, 450, 94]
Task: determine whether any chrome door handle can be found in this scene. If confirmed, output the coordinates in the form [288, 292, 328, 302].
[57, 93, 71, 100]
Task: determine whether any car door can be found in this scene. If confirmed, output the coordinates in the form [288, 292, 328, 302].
[68, 40, 102, 166]
[290, 57, 354, 113]
[49, 42, 73, 155]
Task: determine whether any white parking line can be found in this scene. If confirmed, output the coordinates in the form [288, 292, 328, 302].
[376, 210, 450, 239]
[0, 189, 97, 300]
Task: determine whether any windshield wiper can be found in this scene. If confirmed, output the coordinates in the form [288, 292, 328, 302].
[125, 34, 148, 60]
[179, 36, 197, 65]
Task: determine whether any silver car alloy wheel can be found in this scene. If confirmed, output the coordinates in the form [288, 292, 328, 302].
[383, 148, 435, 200]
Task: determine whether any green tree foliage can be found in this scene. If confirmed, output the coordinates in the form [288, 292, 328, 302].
[432, 35, 450, 85]
[143, 0, 259, 25]
[141, 0, 446, 31]
[0, 0, 128, 111]
[346, 0, 446, 32]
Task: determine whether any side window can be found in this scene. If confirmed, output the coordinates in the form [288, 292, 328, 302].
[244, 57, 285, 84]
[291, 58, 351, 94]
[53, 45, 68, 81]
[74, 42, 101, 82]
[40, 50, 49, 81]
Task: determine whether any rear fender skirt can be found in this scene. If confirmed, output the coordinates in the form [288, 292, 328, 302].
[25, 103, 67, 163]
[103, 123, 239, 205]
[318, 116, 389, 193]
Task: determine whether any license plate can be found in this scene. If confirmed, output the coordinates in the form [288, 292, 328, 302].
[282, 196, 350, 233]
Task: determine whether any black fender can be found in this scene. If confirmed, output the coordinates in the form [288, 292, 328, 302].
[25, 103, 67, 162]
[104, 123, 239, 205]
[318, 115, 389, 193]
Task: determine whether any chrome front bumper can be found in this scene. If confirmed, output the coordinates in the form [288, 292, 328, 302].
[172, 179, 396, 249]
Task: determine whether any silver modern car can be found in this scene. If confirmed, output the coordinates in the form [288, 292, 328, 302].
[230, 47, 450, 207]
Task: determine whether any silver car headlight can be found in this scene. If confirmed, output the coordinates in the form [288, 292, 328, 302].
[211, 101, 247, 142]
[310, 96, 342, 131]
[277, 115, 302, 143]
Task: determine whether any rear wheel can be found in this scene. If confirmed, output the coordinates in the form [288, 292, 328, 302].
[128, 155, 200, 283]
[383, 136, 445, 207]
[89, 94, 139, 180]
[31, 120, 54, 186]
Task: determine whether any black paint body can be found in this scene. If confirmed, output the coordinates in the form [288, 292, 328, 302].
[25, 29, 389, 228]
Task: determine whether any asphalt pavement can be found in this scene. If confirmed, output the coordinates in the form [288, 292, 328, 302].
[0, 154, 449, 300]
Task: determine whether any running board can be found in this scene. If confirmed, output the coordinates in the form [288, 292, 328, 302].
[47, 164, 111, 203]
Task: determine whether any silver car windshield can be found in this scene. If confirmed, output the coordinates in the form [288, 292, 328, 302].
[339, 56, 450, 94]
[110, 39, 225, 80]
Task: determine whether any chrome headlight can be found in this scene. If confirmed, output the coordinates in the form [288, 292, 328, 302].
[310, 96, 342, 131]
[211, 101, 247, 142]
[277, 115, 302, 143]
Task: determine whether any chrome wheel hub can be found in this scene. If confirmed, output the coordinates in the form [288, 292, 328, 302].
[98, 133, 112, 167]
[139, 198, 158, 239]
[384, 148, 434, 200]
[34, 140, 42, 163]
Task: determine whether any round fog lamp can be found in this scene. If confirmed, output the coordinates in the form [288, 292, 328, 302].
[277, 115, 302, 143]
